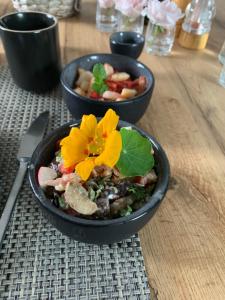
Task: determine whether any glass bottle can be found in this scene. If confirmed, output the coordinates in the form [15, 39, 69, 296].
[178, 0, 215, 49]
[173, 0, 191, 37]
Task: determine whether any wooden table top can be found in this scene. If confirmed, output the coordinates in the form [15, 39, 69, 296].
[1, 1, 225, 299]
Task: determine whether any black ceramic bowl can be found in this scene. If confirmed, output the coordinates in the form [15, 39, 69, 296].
[60, 53, 154, 124]
[29, 120, 170, 245]
[110, 31, 145, 59]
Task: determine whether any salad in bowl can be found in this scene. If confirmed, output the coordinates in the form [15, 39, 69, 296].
[60, 53, 155, 124]
[29, 109, 169, 244]
[38, 109, 157, 220]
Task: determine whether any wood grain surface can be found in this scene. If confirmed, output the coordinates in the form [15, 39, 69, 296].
[1, 1, 225, 299]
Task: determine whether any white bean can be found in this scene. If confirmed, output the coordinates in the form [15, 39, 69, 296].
[104, 63, 114, 77]
[80, 80, 90, 92]
[74, 87, 86, 97]
[102, 91, 122, 100]
[111, 72, 130, 82]
[121, 88, 137, 99]
[76, 69, 92, 87]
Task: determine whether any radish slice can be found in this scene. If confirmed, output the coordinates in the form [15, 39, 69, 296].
[44, 173, 81, 191]
[38, 167, 57, 188]
[65, 182, 98, 215]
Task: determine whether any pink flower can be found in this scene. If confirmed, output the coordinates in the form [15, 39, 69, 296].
[99, 0, 115, 9]
[115, 0, 146, 19]
[146, 0, 183, 28]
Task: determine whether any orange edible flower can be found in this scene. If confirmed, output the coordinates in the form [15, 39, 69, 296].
[60, 109, 122, 181]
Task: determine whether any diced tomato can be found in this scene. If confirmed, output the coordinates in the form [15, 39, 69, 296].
[106, 79, 138, 93]
[134, 176, 142, 184]
[118, 80, 135, 89]
[106, 80, 118, 91]
[59, 164, 75, 174]
[90, 91, 100, 99]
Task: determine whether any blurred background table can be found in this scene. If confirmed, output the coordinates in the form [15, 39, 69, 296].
[1, 0, 225, 299]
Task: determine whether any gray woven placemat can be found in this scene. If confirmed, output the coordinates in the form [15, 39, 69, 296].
[0, 66, 150, 300]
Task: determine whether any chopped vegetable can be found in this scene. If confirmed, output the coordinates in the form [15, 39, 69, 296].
[120, 205, 133, 217]
[59, 163, 76, 174]
[110, 196, 133, 216]
[65, 182, 98, 215]
[38, 167, 57, 188]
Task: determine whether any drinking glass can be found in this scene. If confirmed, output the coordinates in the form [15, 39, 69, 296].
[96, 0, 118, 32]
[117, 13, 144, 34]
[145, 21, 175, 56]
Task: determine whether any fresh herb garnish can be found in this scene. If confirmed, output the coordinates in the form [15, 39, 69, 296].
[120, 205, 132, 217]
[87, 178, 105, 202]
[56, 150, 62, 163]
[128, 185, 148, 201]
[116, 128, 155, 177]
[92, 63, 108, 95]
[88, 187, 96, 201]
[58, 196, 69, 210]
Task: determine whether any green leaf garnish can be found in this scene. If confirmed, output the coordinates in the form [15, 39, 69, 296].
[93, 63, 107, 80]
[116, 128, 155, 177]
[92, 63, 108, 95]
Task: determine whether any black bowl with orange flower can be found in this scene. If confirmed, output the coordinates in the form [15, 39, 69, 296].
[29, 120, 169, 245]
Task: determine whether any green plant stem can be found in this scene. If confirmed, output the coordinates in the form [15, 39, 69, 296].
[152, 24, 165, 36]
[147, 23, 165, 48]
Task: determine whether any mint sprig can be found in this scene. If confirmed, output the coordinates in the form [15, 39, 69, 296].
[116, 128, 154, 177]
[92, 63, 108, 95]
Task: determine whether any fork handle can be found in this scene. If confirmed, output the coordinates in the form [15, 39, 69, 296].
[0, 160, 28, 249]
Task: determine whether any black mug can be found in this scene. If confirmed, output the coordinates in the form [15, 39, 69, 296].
[0, 12, 61, 93]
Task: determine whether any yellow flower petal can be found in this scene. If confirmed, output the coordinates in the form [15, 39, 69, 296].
[60, 128, 89, 168]
[59, 110, 121, 181]
[80, 114, 97, 141]
[97, 109, 119, 138]
[76, 157, 95, 181]
[60, 135, 71, 146]
[95, 130, 122, 168]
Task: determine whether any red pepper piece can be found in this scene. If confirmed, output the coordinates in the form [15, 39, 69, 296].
[90, 91, 100, 99]
[118, 80, 135, 89]
[106, 80, 118, 91]
[59, 164, 76, 174]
